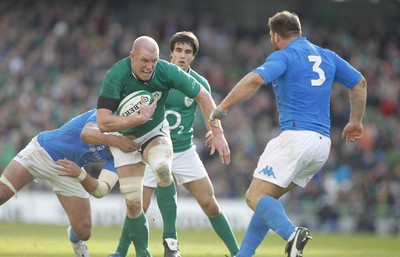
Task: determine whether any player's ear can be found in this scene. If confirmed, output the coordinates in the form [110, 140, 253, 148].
[274, 33, 279, 45]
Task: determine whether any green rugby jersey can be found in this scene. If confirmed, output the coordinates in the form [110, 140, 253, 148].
[165, 69, 211, 153]
[99, 57, 201, 137]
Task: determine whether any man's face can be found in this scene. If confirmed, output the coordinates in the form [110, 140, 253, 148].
[170, 42, 195, 72]
[130, 48, 158, 81]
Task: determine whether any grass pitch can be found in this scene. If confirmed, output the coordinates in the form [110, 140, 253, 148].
[0, 222, 399, 257]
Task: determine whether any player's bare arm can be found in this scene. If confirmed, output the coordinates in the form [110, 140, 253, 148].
[97, 96, 157, 133]
[55, 158, 116, 198]
[194, 87, 230, 164]
[342, 77, 367, 144]
[218, 72, 264, 113]
[81, 122, 139, 153]
[56, 158, 86, 179]
[208, 72, 263, 153]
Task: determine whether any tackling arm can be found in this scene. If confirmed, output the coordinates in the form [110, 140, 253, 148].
[55, 159, 118, 198]
[217, 72, 264, 114]
[81, 122, 139, 153]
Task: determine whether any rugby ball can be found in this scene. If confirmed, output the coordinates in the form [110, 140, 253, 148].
[116, 90, 154, 117]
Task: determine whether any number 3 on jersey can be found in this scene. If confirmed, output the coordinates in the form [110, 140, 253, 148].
[308, 55, 326, 86]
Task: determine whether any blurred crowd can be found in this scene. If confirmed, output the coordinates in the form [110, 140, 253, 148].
[1, 0, 400, 233]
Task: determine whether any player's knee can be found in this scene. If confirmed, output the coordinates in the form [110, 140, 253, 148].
[125, 199, 141, 214]
[73, 224, 91, 241]
[153, 162, 171, 183]
[147, 144, 173, 183]
[245, 190, 257, 211]
[120, 177, 143, 213]
[200, 198, 220, 217]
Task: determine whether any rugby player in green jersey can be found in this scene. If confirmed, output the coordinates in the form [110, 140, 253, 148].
[97, 36, 230, 257]
[108, 32, 239, 257]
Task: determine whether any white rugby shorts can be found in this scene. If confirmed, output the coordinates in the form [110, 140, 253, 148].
[143, 145, 207, 187]
[13, 137, 89, 198]
[253, 130, 331, 188]
[110, 119, 170, 167]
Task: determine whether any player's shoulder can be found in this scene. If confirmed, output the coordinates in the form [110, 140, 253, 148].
[286, 37, 337, 60]
[189, 69, 210, 91]
[106, 57, 131, 76]
[156, 59, 194, 84]
[155, 59, 180, 77]
[156, 59, 175, 69]
[67, 109, 95, 123]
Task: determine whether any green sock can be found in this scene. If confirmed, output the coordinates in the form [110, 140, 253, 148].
[115, 217, 132, 257]
[126, 212, 152, 257]
[156, 183, 178, 239]
[209, 213, 240, 256]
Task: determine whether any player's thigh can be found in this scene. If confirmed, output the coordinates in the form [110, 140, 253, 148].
[293, 134, 331, 187]
[143, 164, 157, 187]
[1, 160, 34, 192]
[184, 176, 214, 200]
[118, 162, 146, 178]
[183, 177, 220, 216]
[57, 194, 91, 230]
[254, 130, 329, 188]
[142, 135, 172, 161]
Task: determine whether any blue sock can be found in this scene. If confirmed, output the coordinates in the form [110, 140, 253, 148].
[256, 195, 296, 240]
[237, 213, 269, 257]
[68, 227, 80, 244]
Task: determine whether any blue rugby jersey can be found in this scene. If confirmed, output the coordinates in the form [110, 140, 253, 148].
[254, 37, 362, 137]
[37, 109, 115, 172]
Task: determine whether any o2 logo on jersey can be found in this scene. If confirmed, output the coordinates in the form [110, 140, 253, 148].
[184, 96, 194, 107]
[308, 55, 326, 86]
[166, 110, 184, 134]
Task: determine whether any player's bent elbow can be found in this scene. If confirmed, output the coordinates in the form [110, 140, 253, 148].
[355, 77, 367, 90]
[351, 77, 367, 99]
[90, 180, 111, 198]
[80, 130, 91, 143]
[89, 169, 118, 198]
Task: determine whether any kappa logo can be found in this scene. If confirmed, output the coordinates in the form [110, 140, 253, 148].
[258, 165, 276, 178]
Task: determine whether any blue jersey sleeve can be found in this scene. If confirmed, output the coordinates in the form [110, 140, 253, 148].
[253, 51, 288, 85]
[86, 110, 98, 124]
[333, 52, 362, 88]
[248, 37, 363, 137]
[38, 109, 114, 167]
